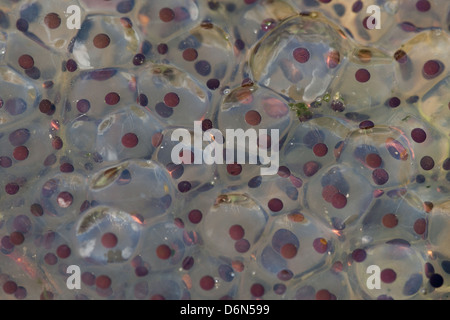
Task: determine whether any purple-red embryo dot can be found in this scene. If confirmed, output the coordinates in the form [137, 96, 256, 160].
[411, 128, 426, 143]
[352, 248, 366, 262]
[381, 268, 397, 283]
[200, 275, 215, 290]
[156, 244, 172, 259]
[313, 238, 328, 254]
[293, 47, 310, 63]
[372, 168, 389, 185]
[250, 283, 265, 297]
[159, 8, 175, 22]
[420, 156, 434, 170]
[105, 92, 120, 105]
[164, 92, 180, 107]
[56, 244, 71, 258]
[313, 143, 328, 157]
[355, 68, 371, 82]
[229, 224, 245, 240]
[188, 209, 202, 224]
[268, 198, 283, 212]
[121, 133, 138, 148]
[101, 232, 118, 248]
[331, 193, 347, 209]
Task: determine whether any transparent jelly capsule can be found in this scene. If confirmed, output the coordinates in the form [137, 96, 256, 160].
[137, 64, 210, 127]
[135, 0, 202, 42]
[249, 13, 351, 102]
[30, 171, 88, 231]
[255, 210, 336, 279]
[0, 66, 39, 125]
[338, 125, 416, 188]
[71, 14, 139, 69]
[131, 271, 189, 300]
[72, 205, 142, 265]
[282, 116, 350, 179]
[138, 219, 189, 273]
[88, 160, 175, 222]
[348, 241, 427, 300]
[304, 164, 374, 229]
[180, 251, 238, 300]
[64, 68, 137, 121]
[199, 191, 269, 259]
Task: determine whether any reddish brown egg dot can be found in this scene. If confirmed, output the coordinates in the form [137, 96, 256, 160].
[413, 218, 426, 235]
[96, 275, 112, 289]
[288, 212, 305, 222]
[164, 92, 180, 107]
[316, 289, 331, 300]
[313, 238, 328, 254]
[245, 110, 261, 126]
[66, 59, 77, 72]
[303, 161, 320, 177]
[57, 191, 73, 208]
[159, 7, 175, 22]
[420, 156, 434, 170]
[422, 60, 443, 79]
[188, 209, 203, 224]
[372, 168, 389, 185]
[5, 182, 20, 195]
[352, 248, 366, 262]
[268, 198, 283, 212]
[416, 0, 431, 11]
[365, 153, 382, 168]
[331, 193, 347, 209]
[382, 213, 398, 228]
[18, 54, 34, 69]
[101, 232, 118, 248]
[121, 133, 139, 148]
[234, 239, 250, 253]
[322, 185, 338, 203]
[411, 128, 427, 143]
[226, 163, 242, 175]
[156, 244, 172, 259]
[52, 136, 63, 150]
[9, 231, 24, 245]
[3, 281, 18, 294]
[182, 48, 198, 61]
[44, 252, 58, 265]
[13, 146, 29, 161]
[39, 99, 52, 113]
[280, 243, 298, 259]
[229, 224, 245, 240]
[56, 244, 71, 258]
[313, 143, 328, 157]
[355, 68, 371, 82]
[250, 283, 265, 297]
[105, 92, 120, 105]
[44, 13, 61, 29]
[293, 47, 310, 63]
[198, 275, 216, 292]
[381, 269, 397, 283]
[93, 33, 110, 49]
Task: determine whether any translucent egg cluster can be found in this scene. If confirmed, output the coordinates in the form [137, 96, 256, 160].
[0, 0, 449, 300]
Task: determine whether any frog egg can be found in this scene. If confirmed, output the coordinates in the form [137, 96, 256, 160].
[255, 211, 336, 279]
[249, 13, 351, 102]
[338, 125, 416, 188]
[180, 251, 238, 300]
[282, 116, 350, 180]
[138, 219, 189, 273]
[198, 191, 269, 259]
[135, 0, 202, 42]
[161, 22, 235, 95]
[304, 164, 374, 229]
[29, 171, 88, 231]
[71, 206, 142, 265]
[286, 264, 351, 300]
[71, 14, 140, 69]
[152, 126, 218, 196]
[0, 66, 39, 126]
[64, 68, 137, 122]
[88, 160, 175, 222]
[137, 64, 210, 127]
[358, 190, 429, 245]
[348, 241, 427, 300]
[64, 104, 164, 165]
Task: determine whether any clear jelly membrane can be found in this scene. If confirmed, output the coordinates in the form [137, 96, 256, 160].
[0, 0, 449, 300]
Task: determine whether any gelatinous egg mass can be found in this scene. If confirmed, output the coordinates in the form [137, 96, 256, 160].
[0, 0, 449, 301]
